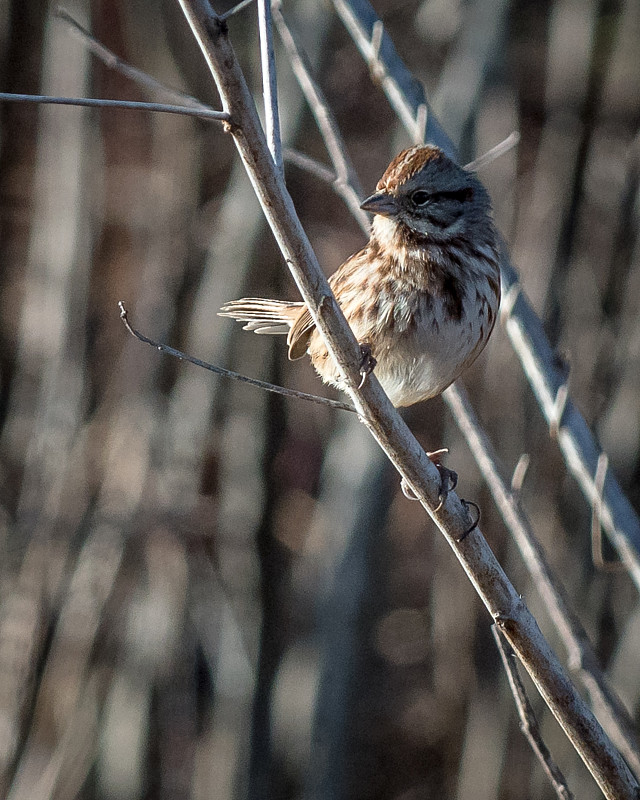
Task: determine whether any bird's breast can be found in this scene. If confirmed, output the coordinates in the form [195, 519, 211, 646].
[370, 275, 498, 406]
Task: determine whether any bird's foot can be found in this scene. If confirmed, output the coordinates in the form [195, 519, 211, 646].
[400, 449, 458, 512]
[357, 343, 377, 388]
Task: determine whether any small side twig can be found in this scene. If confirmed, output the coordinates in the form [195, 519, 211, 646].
[0, 92, 230, 122]
[273, 2, 369, 231]
[220, 0, 256, 21]
[510, 453, 530, 497]
[257, 0, 283, 171]
[284, 148, 337, 184]
[464, 131, 520, 172]
[493, 625, 574, 800]
[118, 302, 356, 414]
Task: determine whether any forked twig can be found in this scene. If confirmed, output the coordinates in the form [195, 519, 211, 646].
[493, 626, 574, 800]
[118, 302, 356, 414]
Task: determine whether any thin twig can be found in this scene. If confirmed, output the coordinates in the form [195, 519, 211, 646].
[445, 383, 640, 777]
[175, 3, 638, 796]
[493, 625, 574, 800]
[220, 0, 256, 21]
[273, 2, 369, 231]
[0, 92, 230, 122]
[56, 7, 211, 111]
[284, 148, 337, 184]
[464, 131, 520, 172]
[257, 0, 283, 171]
[118, 302, 356, 414]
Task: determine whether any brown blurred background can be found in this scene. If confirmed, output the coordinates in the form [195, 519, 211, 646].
[0, 0, 638, 798]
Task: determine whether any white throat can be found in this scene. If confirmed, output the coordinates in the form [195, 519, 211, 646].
[371, 214, 399, 253]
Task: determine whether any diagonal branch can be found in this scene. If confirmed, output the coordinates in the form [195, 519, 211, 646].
[493, 626, 574, 800]
[272, 1, 368, 230]
[175, 2, 639, 797]
[272, 8, 640, 776]
[331, 0, 640, 593]
[55, 7, 211, 110]
[446, 383, 640, 776]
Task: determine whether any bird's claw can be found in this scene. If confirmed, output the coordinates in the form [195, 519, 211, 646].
[358, 343, 377, 388]
[401, 478, 418, 500]
[457, 499, 480, 541]
[401, 451, 458, 511]
[426, 450, 458, 512]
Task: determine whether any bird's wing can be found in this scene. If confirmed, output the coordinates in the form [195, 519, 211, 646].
[287, 247, 371, 360]
[287, 306, 315, 359]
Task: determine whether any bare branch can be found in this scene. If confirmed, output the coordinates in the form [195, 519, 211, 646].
[174, 2, 639, 796]
[273, 2, 368, 231]
[56, 7, 211, 110]
[493, 626, 574, 800]
[0, 92, 230, 122]
[464, 131, 520, 172]
[220, 0, 256, 21]
[118, 302, 356, 414]
[445, 383, 640, 777]
[257, 0, 283, 171]
[283, 148, 337, 185]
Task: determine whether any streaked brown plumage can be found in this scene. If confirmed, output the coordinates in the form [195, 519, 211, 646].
[220, 145, 500, 408]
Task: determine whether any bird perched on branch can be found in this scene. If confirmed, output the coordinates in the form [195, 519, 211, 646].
[220, 144, 500, 411]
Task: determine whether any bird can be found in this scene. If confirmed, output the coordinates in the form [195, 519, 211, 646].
[219, 144, 500, 412]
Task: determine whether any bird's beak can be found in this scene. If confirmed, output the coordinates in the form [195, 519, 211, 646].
[360, 192, 399, 218]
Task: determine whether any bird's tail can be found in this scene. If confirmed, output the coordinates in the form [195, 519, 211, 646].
[218, 298, 303, 335]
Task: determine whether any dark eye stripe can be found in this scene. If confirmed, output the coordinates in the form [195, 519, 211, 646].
[410, 187, 474, 206]
[429, 187, 474, 203]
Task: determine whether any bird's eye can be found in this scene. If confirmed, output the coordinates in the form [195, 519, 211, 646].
[411, 190, 430, 206]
